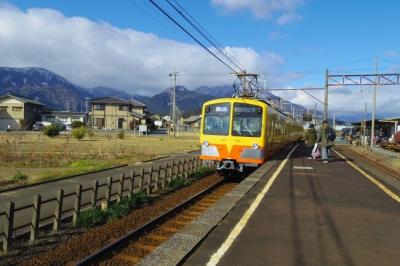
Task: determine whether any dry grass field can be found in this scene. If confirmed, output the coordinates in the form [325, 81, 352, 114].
[0, 131, 200, 184]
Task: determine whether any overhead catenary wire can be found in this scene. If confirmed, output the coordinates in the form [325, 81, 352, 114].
[148, 0, 239, 74]
[167, 0, 245, 72]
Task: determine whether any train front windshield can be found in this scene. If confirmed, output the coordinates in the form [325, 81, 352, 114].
[203, 103, 230, 135]
[232, 103, 262, 137]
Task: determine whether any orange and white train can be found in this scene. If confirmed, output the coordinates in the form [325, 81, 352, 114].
[199, 97, 303, 171]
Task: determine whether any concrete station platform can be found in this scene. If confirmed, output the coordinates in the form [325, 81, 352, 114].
[184, 144, 400, 266]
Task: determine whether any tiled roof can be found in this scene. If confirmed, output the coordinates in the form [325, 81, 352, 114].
[129, 99, 146, 107]
[183, 115, 201, 123]
[89, 96, 129, 104]
[129, 111, 145, 119]
[0, 93, 44, 106]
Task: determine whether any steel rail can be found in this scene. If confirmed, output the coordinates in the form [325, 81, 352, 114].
[76, 179, 225, 265]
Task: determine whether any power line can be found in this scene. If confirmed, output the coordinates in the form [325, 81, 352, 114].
[167, 0, 245, 72]
[148, 0, 238, 73]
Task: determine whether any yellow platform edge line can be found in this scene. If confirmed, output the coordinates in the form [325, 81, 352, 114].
[333, 149, 400, 204]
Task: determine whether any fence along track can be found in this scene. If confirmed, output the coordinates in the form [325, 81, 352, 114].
[0, 155, 213, 254]
[77, 180, 237, 265]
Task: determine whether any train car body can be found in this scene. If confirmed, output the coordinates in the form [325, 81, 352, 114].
[199, 97, 303, 171]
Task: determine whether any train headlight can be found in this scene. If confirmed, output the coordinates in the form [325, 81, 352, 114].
[252, 143, 260, 150]
[203, 140, 209, 147]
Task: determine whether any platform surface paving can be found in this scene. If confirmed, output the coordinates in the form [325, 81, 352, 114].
[184, 145, 400, 266]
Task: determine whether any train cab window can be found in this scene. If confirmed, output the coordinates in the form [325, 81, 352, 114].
[232, 103, 262, 137]
[203, 103, 230, 135]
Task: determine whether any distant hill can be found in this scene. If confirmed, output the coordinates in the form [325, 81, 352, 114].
[194, 85, 234, 98]
[90, 86, 136, 100]
[134, 86, 215, 116]
[0, 67, 333, 120]
[0, 67, 91, 111]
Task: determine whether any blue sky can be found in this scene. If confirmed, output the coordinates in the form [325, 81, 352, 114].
[2, 0, 400, 116]
[10, 0, 400, 75]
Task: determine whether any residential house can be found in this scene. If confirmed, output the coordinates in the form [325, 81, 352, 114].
[88, 97, 146, 129]
[41, 111, 86, 129]
[0, 93, 44, 130]
[182, 115, 202, 129]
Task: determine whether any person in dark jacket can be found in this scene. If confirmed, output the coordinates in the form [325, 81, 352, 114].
[318, 120, 335, 163]
[305, 124, 317, 159]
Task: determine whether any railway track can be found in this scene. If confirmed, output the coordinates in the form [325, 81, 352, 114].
[335, 146, 400, 180]
[77, 178, 239, 265]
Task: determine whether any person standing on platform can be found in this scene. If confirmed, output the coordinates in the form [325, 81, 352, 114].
[318, 120, 335, 163]
[305, 124, 317, 159]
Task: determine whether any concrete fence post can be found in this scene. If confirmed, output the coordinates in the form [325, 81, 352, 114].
[117, 173, 125, 203]
[183, 159, 188, 178]
[137, 169, 143, 192]
[72, 184, 82, 226]
[53, 189, 64, 231]
[179, 160, 183, 178]
[91, 180, 98, 208]
[159, 165, 165, 190]
[30, 194, 42, 242]
[197, 157, 201, 170]
[149, 167, 156, 193]
[104, 177, 112, 209]
[3, 201, 15, 252]
[165, 163, 170, 184]
[129, 171, 135, 197]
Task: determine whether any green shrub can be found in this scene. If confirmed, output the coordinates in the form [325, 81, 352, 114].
[13, 170, 28, 181]
[132, 191, 152, 205]
[189, 167, 215, 179]
[168, 178, 191, 189]
[71, 121, 85, 129]
[87, 129, 95, 138]
[72, 126, 87, 140]
[106, 201, 130, 221]
[77, 207, 106, 228]
[117, 131, 125, 139]
[43, 125, 60, 138]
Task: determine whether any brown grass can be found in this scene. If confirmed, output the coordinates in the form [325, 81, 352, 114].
[0, 131, 199, 183]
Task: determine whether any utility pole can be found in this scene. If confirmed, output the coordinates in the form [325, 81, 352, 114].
[314, 102, 317, 126]
[370, 58, 378, 148]
[324, 69, 329, 121]
[169, 72, 179, 137]
[363, 102, 367, 148]
[333, 113, 336, 130]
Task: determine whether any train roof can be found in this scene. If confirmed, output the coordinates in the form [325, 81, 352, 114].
[204, 97, 295, 121]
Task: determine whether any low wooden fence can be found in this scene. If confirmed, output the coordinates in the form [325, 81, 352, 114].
[0, 155, 215, 253]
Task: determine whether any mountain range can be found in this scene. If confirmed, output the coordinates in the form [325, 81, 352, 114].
[0, 67, 356, 121]
[0, 67, 236, 116]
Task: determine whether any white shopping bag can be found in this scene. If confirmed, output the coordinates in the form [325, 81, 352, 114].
[311, 143, 320, 158]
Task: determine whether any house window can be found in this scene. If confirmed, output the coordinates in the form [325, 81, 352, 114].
[0, 106, 7, 111]
[119, 105, 128, 111]
[93, 104, 105, 110]
[12, 106, 22, 112]
[94, 118, 104, 128]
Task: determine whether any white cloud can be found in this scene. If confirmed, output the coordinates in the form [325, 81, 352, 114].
[0, 5, 285, 95]
[276, 13, 302, 25]
[271, 85, 400, 119]
[211, 0, 303, 24]
[267, 31, 288, 41]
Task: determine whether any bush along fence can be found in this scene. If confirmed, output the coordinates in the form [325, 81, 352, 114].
[0, 156, 216, 253]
